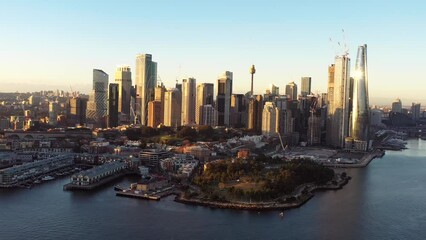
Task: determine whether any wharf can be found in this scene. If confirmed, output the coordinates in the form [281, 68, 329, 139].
[116, 191, 160, 200]
[323, 149, 384, 168]
[116, 187, 176, 201]
[63, 171, 131, 191]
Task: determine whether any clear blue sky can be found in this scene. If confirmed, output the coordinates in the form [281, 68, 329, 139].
[1, 0, 425, 105]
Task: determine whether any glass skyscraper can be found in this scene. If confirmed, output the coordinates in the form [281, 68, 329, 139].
[351, 44, 370, 147]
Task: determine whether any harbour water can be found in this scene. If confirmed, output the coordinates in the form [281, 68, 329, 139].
[1, 139, 426, 240]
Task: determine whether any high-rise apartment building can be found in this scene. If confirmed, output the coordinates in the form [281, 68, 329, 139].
[301, 77, 312, 97]
[164, 88, 181, 128]
[351, 44, 370, 149]
[326, 55, 351, 148]
[285, 82, 298, 100]
[217, 71, 233, 126]
[115, 66, 132, 121]
[107, 83, 119, 128]
[181, 78, 196, 126]
[86, 69, 108, 127]
[136, 54, 157, 126]
[201, 105, 218, 126]
[196, 83, 214, 125]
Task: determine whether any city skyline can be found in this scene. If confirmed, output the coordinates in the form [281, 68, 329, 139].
[1, 0, 426, 106]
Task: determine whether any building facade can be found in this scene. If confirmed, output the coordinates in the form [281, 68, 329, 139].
[285, 81, 298, 100]
[114, 66, 132, 121]
[135, 54, 157, 126]
[217, 71, 233, 126]
[164, 88, 182, 128]
[350, 44, 370, 149]
[86, 69, 109, 127]
[181, 78, 196, 126]
[301, 77, 312, 97]
[326, 55, 351, 148]
[107, 83, 119, 128]
[196, 83, 214, 125]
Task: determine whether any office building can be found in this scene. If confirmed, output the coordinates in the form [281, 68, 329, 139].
[164, 88, 182, 128]
[196, 83, 214, 125]
[217, 71, 233, 126]
[48, 102, 58, 125]
[248, 95, 263, 132]
[148, 101, 162, 128]
[411, 103, 421, 120]
[308, 115, 321, 145]
[68, 97, 87, 126]
[115, 66, 132, 121]
[392, 98, 402, 113]
[136, 54, 157, 125]
[181, 78, 196, 125]
[301, 77, 312, 97]
[285, 82, 298, 100]
[107, 83, 119, 128]
[86, 69, 108, 127]
[261, 102, 278, 136]
[230, 94, 247, 128]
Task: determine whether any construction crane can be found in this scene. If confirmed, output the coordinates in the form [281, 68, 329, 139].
[329, 28, 349, 57]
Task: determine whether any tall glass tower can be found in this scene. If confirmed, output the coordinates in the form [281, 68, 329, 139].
[351, 44, 370, 146]
[136, 54, 157, 126]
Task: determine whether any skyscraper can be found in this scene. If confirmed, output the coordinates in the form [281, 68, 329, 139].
[196, 83, 214, 125]
[107, 83, 119, 128]
[248, 95, 263, 132]
[181, 78, 196, 125]
[201, 105, 218, 126]
[351, 44, 370, 148]
[217, 71, 233, 126]
[148, 101, 162, 128]
[164, 88, 181, 128]
[411, 103, 421, 120]
[48, 102, 58, 125]
[326, 55, 351, 148]
[392, 98, 402, 113]
[285, 82, 298, 100]
[301, 77, 312, 97]
[261, 101, 278, 136]
[136, 54, 157, 126]
[68, 97, 87, 127]
[86, 69, 108, 127]
[230, 94, 247, 128]
[115, 66, 132, 121]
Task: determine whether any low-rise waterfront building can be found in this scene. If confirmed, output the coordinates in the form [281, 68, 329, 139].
[0, 154, 74, 186]
[71, 161, 127, 186]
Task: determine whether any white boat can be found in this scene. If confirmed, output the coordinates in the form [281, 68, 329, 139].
[41, 176, 55, 181]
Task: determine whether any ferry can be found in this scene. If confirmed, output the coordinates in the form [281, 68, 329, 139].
[41, 176, 55, 181]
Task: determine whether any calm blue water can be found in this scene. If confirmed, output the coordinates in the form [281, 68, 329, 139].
[1, 139, 426, 240]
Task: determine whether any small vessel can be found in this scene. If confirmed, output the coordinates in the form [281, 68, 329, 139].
[41, 176, 55, 181]
[279, 212, 284, 218]
[34, 180, 41, 184]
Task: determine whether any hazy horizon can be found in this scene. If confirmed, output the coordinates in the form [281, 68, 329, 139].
[1, 0, 425, 106]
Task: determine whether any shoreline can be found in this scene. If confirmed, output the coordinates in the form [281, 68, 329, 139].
[174, 176, 350, 211]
